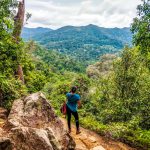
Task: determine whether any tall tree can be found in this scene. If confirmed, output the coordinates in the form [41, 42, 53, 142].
[13, 0, 25, 38]
[0, 0, 16, 105]
[0, 0, 26, 106]
[13, 0, 25, 83]
[131, 0, 150, 66]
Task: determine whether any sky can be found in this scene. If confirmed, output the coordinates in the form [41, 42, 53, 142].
[25, 0, 141, 29]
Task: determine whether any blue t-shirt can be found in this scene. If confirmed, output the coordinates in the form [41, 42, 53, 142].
[66, 93, 80, 112]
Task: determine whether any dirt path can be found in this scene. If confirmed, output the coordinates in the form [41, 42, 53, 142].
[61, 118, 136, 150]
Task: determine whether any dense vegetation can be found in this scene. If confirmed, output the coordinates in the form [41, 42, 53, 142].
[0, 0, 150, 150]
[32, 42, 86, 73]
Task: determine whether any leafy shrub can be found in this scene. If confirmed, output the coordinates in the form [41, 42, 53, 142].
[0, 75, 27, 109]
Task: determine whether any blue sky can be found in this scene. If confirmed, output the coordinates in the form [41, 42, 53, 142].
[25, 0, 141, 29]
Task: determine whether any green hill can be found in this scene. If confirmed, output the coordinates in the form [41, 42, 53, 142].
[22, 24, 132, 62]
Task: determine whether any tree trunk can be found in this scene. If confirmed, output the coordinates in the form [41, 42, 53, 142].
[17, 64, 25, 84]
[13, 0, 25, 84]
[13, 0, 25, 38]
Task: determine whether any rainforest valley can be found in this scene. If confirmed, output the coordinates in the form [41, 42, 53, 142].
[0, 0, 150, 149]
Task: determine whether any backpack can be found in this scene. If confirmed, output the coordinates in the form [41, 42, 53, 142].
[60, 93, 74, 115]
[60, 102, 67, 115]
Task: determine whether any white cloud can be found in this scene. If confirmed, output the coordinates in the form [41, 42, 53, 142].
[25, 0, 141, 29]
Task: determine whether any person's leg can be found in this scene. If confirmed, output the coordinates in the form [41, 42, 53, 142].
[72, 111, 80, 133]
[66, 105, 71, 132]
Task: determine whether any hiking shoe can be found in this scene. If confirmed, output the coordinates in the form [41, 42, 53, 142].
[68, 129, 71, 133]
[76, 130, 81, 135]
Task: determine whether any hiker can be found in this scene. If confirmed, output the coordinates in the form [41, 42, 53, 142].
[66, 86, 81, 134]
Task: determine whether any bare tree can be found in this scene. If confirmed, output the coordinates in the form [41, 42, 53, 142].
[13, 0, 25, 84]
[13, 0, 25, 38]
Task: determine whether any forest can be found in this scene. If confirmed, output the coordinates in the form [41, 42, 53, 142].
[0, 0, 150, 149]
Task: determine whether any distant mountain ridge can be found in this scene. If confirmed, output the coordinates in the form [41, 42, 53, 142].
[22, 24, 132, 62]
[21, 27, 53, 40]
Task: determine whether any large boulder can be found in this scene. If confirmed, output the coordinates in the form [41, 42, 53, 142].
[0, 92, 75, 150]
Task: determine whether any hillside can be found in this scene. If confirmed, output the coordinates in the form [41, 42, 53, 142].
[22, 24, 132, 62]
[33, 43, 86, 72]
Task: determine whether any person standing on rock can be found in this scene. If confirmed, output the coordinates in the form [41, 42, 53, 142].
[66, 86, 81, 134]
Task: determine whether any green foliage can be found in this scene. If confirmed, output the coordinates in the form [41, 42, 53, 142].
[131, 0, 150, 67]
[33, 43, 86, 73]
[42, 72, 73, 113]
[0, 0, 17, 32]
[113, 47, 150, 129]
[0, 0, 28, 108]
[107, 123, 150, 149]
[80, 116, 108, 135]
[131, 0, 150, 52]
[80, 46, 150, 149]
[0, 75, 27, 109]
[25, 70, 47, 93]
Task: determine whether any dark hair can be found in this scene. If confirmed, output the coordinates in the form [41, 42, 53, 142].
[71, 86, 77, 93]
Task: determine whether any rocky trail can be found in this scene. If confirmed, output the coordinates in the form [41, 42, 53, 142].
[0, 93, 137, 150]
[61, 118, 136, 150]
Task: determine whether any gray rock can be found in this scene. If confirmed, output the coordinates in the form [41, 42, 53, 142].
[2, 92, 76, 150]
[91, 146, 105, 150]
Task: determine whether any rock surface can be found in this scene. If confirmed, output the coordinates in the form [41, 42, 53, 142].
[0, 92, 75, 150]
[91, 146, 105, 150]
